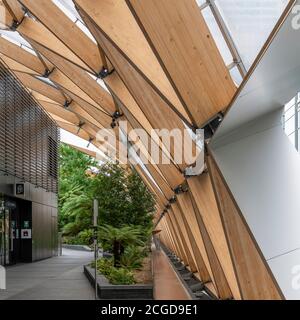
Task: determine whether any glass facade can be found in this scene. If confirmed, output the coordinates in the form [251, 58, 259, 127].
[283, 94, 300, 151]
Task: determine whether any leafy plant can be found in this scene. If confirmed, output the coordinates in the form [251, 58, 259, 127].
[120, 246, 144, 270]
[98, 224, 145, 267]
[59, 144, 96, 232]
[91, 163, 156, 229]
[58, 146, 156, 248]
[91, 258, 113, 277]
[90, 258, 135, 285]
[64, 229, 94, 245]
[107, 268, 135, 285]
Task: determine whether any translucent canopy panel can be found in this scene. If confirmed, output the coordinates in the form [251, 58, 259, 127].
[60, 129, 105, 154]
[196, 0, 207, 6]
[52, 0, 96, 42]
[0, 30, 31, 47]
[52, 0, 82, 23]
[201, 6, 233, 66]
[215, 0, 289, 70]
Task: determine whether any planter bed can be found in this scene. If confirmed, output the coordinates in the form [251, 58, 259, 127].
[84, 265, 153, 300]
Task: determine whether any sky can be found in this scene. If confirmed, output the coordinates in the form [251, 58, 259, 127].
[60, 129, 100, 153]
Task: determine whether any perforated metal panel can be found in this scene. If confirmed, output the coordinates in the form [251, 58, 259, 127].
[0, 62, 59, 193]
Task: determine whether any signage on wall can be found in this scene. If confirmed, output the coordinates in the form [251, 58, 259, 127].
[15, 183, 25, 197]
[23, 221, 30, 228]
[21, 229, 31, 239]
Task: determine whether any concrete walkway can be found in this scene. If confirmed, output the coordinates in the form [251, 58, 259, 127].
[0, 249, 94, 300]
[153, 248, 191, 300]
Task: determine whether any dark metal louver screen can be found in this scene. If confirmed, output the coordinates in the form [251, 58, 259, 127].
[0, 62, 59, 193]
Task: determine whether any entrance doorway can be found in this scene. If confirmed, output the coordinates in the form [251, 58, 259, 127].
[0, 198, 32, 266]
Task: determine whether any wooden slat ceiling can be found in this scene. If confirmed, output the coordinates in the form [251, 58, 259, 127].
[0, 3, 244, 293]
[0, 0, 238, 190]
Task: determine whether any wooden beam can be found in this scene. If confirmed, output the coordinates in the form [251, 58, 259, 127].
[17, 17, 92, 72]
[166, 213, 188, 265]
[13, 71, 66, 104]
[106, 73, 179, 165]
[126, 0, 236, 127]
[175, 196, 212, 283]
[26, 38, 115, 115]
[3, 0, 24, 23]
[116, 106, 184, 189]
[0, 53, 38, 75]
[135, 164, 168, 208]
[79, 14, 197, 171]
[48, 69, 113, 126]
[164, 215, 184, 260]
[144, 163, 173, 200]
[75, 0, 192, 126]
[58, 121, 90, 141]
[19, 0, 102, 73]
[169, 206, 196, 270]
[187, 172, 241, 299]
[0, 36, 45, 74]
[207, 153, 283, 300]
[187, 188, 234, 299]
[32, 91, 59, 105]
[39, 100, 80, 125]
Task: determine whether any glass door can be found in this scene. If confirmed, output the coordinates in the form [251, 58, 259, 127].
[0, 208, 10, 266]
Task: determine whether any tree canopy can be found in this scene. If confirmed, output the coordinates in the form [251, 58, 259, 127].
[59, 144, 156, 244]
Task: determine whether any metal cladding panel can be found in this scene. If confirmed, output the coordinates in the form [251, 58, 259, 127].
[0, 62, 59, 193]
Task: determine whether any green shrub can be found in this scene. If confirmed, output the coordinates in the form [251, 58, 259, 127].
[76, 229, 94, 245]
[107, 268, 135, 285]
[98, 258, 113, 277]
[64, 229, 94, 245]
[120, 246, 144, 270]
[90, 258, 135, 285]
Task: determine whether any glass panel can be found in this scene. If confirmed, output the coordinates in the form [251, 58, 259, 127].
[215, 0, 289, 69]
[0, 30, 32, 48]
[60, 129, 102, 154]
[288, 132, 295, 146]
[201, 6, 233, 66]
[0, 208, 10, 266]
[52, 0, 81, 22]
[285, 115, 295, 136]
[285, 105, 295, 121]
[229, 66, 243, 86]
[196, 0, 206, 7]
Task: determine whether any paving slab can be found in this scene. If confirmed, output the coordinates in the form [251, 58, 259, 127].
[0, 249, 94, 300]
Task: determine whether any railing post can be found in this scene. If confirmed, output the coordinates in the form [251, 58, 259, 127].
[93, 199, 99, 300]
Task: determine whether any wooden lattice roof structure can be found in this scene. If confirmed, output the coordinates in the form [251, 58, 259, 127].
[0, 0, 297, 300]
